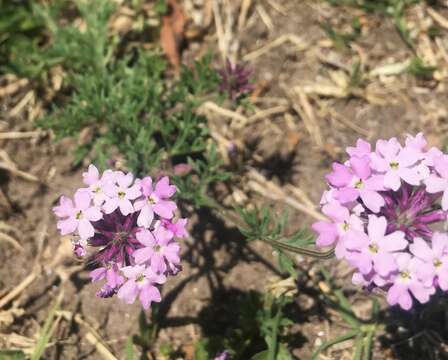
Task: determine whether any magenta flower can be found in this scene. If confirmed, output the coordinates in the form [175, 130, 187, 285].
[54, 190, 102, 239]
[134, 176, 177, 228]
[314, 135, 448, 310]
[103, 172, 141, 215]
[117, 265, 166, 309]
[387, 253, 435, 310]
[424, 155, 448, 210]
[53, 166, 186, 310]
[133, 227, 180, 273]
[346, 138, 371, 158]
[82, 165, 115, 206]
[326, 156, 385, 212]
[371, 138, 421, 191]
[312, 201, 363, 257]
[410, 233, 448, 290]
[347, 216, 407, 276]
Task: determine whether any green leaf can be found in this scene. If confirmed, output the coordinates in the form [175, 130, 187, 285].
[31, 292, 63, 360]
[251, 350, 269, 360]
[125, 336, 135, 360]
[194, 339, 211, 360]
[311, 329, 359, 360]
[0, 350, 26, 360]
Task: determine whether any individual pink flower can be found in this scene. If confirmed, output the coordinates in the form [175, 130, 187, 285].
[54, 190, 102, 239]
[134, 176, 177, 228]
[82, 165, 115, 206]
[371, 138, 421, 191]
[117, 265, 166, 309]
[312, 201, 364, 257]
[326, 156, 385, 212]
[347, 215, 407, 277]
[90, 263, 124, 289]
[162, 218, 188, 238]
[410, 233, 448, 290]
[387, 253, 435, 310]
[346, 139, 371, 158]
[133, 227, 180, 272]
[424, 155, 448, 210]
[103, 172, 141, 215]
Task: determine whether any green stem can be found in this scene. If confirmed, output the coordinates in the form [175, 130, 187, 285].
[208, 199, 335, 259]
[311, 329, 359, 360]
[362, 326, 375, 360]
[353, 332, 364, 360]
[268, 304, 283, 360]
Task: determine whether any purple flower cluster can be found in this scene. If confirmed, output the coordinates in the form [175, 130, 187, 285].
[312, 134, 448, 310]
[218, 58, 254, 100]
[53, 165, 187, 309]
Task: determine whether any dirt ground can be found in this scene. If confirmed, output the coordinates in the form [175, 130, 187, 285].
[1, 0, 448, 359]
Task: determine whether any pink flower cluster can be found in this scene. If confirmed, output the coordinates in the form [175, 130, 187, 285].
[53, 165, 187, 309]
[312, 134, 448, 310]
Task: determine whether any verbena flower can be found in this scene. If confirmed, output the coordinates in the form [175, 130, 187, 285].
[218, 58, 254, 100]
[313, 134, 448, 310]
[53, 165, 187, 309]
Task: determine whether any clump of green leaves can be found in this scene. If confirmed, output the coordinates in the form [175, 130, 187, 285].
[194, 291, 295, 360]
[321, 17, 361, 50]
[19, 0, 226, 204]
[312, 268, 380, 360]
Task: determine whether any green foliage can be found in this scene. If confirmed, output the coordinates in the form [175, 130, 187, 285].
[0, 351, 26, 360]
[407, 57, 436, 79]
[321, 17, 361, 50]
[196, 292, 295, 360]
[324, 0, 425, 50]
[18, 0, 226, 205]
[311, 268, 380, 360]
[0, 0, 58, 79]
[173, 144, 231, 208]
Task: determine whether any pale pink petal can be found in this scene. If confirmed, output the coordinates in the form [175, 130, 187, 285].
[136, 229, 156, 247]
[364, 175, 385, 191]
[397, 167, 421, 186]
[78, 219, 94, 239]
[163, 243, 180, 263]
[424, 175, 448, 193]
[380, 231, 407, 252]
[367, 215, 387, 243]
[74, 189, 91, 210]
[103, 198, 119, 214]
[335, 187, 359, 203]
[432, 232, 448, 257]
[153, 200, 177, 219]
[359, 189, 384, 213]
[126, 184, 141, 200]
[121, 265, 145, 279]
[384, 170, 401, 191]
[370, 153, 389, 172]
[409, 282, 433, 304]
[133, 247, 153, 264]
[139, 286, 161, 309]
[117, 280, 138, 304]
[150, 253, 166, 273]
[376, 138, 400, 159]
[117, 172, 133, 188]
[103, 183, 118, 197]
[325, 163, 353, 187]
[139, 177, 153, 197]
[346, 139, 371, 157]
[312, 221, 338, 247]
[155, 176, 177, 198]
[397, 148, 419, 167]
[350, 155, 371, 179]
[57, 218, 78, 235]
[84, 207, 102, 221]
[90, 267, 106, 282]
[322, 202, 349, 222]
[83, 164, 99, 185]
[442, 190, 448, 211]
[374, 252, 397, 276]
[409, 237, 433, 261]
[137, 205, 154, 228]
[53, 196, 75, 218]
[119, 199, 134, 216]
